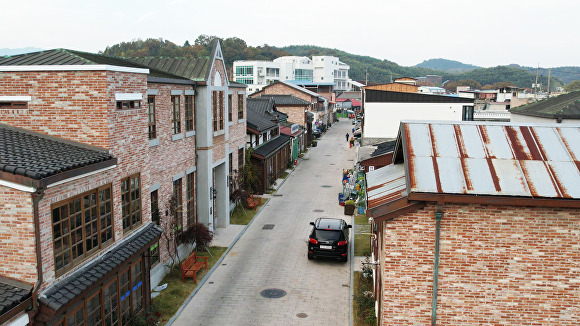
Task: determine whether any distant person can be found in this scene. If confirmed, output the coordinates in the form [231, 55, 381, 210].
[352, 127, 355, 134]
[345, 133, 349, 142]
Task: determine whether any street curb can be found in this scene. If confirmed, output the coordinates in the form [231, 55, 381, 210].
[165, 197, 271, 325]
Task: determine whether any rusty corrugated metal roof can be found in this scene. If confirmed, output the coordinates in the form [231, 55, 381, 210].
[402, 121, 580, 199]
[366, 164, 407, 209]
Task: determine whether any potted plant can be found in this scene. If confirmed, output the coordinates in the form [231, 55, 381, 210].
[344, 199, 355, 215]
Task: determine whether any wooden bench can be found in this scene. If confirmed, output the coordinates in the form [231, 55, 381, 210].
[246, 194, 258, 210]
[180, 251, 209, 283]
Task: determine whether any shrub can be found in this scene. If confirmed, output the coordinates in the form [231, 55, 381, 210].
[179, 223, 214, 249]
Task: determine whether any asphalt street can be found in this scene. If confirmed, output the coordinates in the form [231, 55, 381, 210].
[172, 118, 356, 325]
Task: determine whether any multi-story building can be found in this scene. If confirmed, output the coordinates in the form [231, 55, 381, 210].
[233, 55, 354, 93]
[0, 40, 246, 325]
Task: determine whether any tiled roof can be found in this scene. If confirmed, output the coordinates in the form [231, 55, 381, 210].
[0, 49, 190, 81]
[253, 134, 291, 158]
[0, 277, 32, 317]
[510, 91, 580, 119]
[247, 98, 284, 132]
[0, 124, 115, 181]
[39, 223, 163, 312]
[128, 57, 211, 82]
[259, 94, 310, 106]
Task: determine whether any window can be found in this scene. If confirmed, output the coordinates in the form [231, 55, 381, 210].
[121, 174, 141, 232]
[0, 102, 28, 110]
[103, 279, 118, 326]
[235, 65, 253, 76]
[295, 69, 313, 81]
[185, 95, 194, 132]
[171, 95, 181, 134]
[173, 178, 183, 232]
[151, 190, 159, 225]
[116, 101, 140, 110]
[238, 148, 244, 175]
[212, 91, 224, 132]
[229, 153, 233, 175]
[150, 242, 160, 266]
[237, 94, 244, 119]
[57, 260, 146, 326]
[228, 94, 233, 122]
[462, 106, 474, 121]
[236, 77, 254, 85]
[52, 185, 113, 276]
[148, 96, 156, 139]
[186, 173, 195, 226]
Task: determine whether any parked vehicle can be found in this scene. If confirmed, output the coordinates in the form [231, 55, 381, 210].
[312, 129, 321, 138]
[307, 218, 351, 262]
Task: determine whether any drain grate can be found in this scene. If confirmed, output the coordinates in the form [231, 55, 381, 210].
[321, 185, 332, 188]
[260, 288, 286, 298]
[296, 313, 308, 318]
[313, 209, 324, 212]
[262, 224, 275, 230]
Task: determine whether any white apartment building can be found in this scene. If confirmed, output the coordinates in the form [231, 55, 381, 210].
[234, 55, 354, 93]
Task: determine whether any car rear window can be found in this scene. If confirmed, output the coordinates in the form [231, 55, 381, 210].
[314, 230, 341, 241]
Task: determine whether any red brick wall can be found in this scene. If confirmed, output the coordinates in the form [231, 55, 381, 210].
[0, 186, 36, 282]
[256, 83, 315, 105]
[228, 87, 247, 173]
[0, 69, 152, 288]
[147, 83, 196, 262]
[276, 105, 308, 126]
[380, 203, 580, 325]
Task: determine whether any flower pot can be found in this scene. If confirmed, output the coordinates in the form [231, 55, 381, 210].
[344, 204, 355, 215]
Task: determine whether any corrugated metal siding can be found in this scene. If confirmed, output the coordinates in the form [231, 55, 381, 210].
[366, 164, 406, 209]
[404, 122, 580, 199]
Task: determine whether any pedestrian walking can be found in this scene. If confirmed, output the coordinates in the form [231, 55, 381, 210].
[352, 127, 355, 134]
[345, 133, 349, 141]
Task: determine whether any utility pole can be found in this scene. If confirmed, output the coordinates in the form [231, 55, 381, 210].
[547, 68, 551, 97]
[365, 68, 368, 86]
[534, 64, 539, 99]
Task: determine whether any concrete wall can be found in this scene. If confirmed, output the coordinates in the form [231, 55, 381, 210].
[364, 102, 463, 139]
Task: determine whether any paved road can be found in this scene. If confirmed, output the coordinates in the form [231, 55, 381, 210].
[173, 119, 356, 326]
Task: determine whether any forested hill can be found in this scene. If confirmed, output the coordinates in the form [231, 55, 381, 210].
[415, 58, 481, 73]
[101, 36, 567, 89]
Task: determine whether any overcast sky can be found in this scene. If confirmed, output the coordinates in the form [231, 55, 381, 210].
[3, 0, 579, 68]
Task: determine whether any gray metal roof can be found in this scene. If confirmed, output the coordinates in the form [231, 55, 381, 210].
[398, 121, 580, 199]
[0, 49, 190, 81]
[366, 164, 406, 209]
[259, 94, 311, 106]
[510, 91, 580, 119]
[128, 57, 210, 82]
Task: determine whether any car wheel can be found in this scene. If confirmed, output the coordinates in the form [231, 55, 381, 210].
[307, 253, 313, 260]
[341, 255, 348, 262]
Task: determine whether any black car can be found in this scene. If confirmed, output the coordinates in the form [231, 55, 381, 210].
[312, 129, 321, 138]
[307, 218, 351, 262]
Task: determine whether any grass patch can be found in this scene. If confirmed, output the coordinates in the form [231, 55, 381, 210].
[354, 234, 371, 256]
[354, 213, 367, 226]
[279, 171, 289, 179]
[353, 271, 377, 326]
[152, 246, 227, 325]
[229, 197, 267, 225]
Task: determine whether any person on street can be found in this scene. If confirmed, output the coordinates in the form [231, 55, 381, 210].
[345, 133, 349, 141]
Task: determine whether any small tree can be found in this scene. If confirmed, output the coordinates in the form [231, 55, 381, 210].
[180, 223, 214, 253]
[160, 196, 181, 270]
[241, 148, 259, 193]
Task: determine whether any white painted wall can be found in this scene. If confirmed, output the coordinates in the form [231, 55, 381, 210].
[510, 112, 580, 124]
[364, 102, 465, 138]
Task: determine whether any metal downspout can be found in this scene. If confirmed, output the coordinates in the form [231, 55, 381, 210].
[431, 207, 443, 326]
[29, 187, 45, 324]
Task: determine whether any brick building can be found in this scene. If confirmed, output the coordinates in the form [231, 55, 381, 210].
[246, 98, 292, 194]
[0, 41, 246, 325]
[251, 80, 329, 135]
[366, 121, 580, 325]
